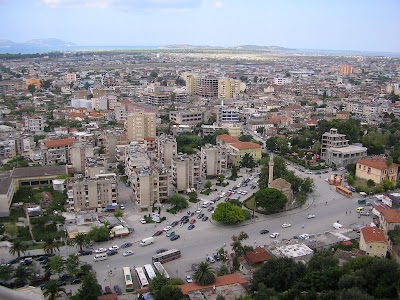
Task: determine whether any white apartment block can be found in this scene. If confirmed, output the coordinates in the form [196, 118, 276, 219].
[124, 142, 151, 186]
[125, 111, 156, 142]
[169, 110, 204, 125]
[171, 154, 201, 193]
[25, 116, 45, 134]
[114, 105, 127, 122]
[157, 134, 177, 168]
[274, 77, 292, 85]
[144, 91, 171, 106]
[67, 173, 118, 211]
[321, 128, 349, 159]
[91, 97, 108, 111]
[64, 73, 77, 83]
[132, 165, 170, 211]
[218, 107, 240, 123]
[201, 144, 228, 178]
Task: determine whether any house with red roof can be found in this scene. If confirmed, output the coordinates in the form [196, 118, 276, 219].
[42, 138, 75, 165]
[355, 156, 398, 184]
[359, 227, 388, 257]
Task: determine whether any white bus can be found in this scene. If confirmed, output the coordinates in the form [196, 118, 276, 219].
[135, 267, 149, 289]
[153, 261, 170, 279]
[143, 264, 157, 280]
[122, 267, 133, 292]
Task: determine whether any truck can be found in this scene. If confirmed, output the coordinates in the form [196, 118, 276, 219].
[139, 237, 154, 246]
[329, 175, 336, 185]
[335, 175, 342, 186]
[109, 225, 130, 238]
[333, 222, 343, 229]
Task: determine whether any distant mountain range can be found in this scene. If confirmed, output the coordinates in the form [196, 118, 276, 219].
[0, 38, 76, 48]
[161, 44, 295, 51]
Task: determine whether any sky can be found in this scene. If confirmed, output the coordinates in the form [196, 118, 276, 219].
[0, 0, 399, 52]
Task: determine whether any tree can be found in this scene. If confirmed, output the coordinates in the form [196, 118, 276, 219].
[217, 174, 225, 185]
[255, 188, 287, 213]
[43, 237, 60, 255]
[300, 177, 314, 193]
[113, 209, 123, 218]
[148, 274, 183, 300]
[204, 180, 212, 190]
[14, 265, 33, 287]
[381, 178, 394, 191]
[167, 194, 188, 211]
[9, 239, 28, 258]
[230, 164, 238, 179]
[72, 233, 90, 252]
[193, 261, 215, 285]
[71, 272, 102, 300]
[65, 254, 81, 277]
[88, 225, 109, 242]
[188, 191, 198, 203]
[367, 179, 375, 187]
[0, 265, 14, 281]
[212, 202, 245, 224]
[43, 280, 66, 300]
[239, 134, 253, 142]
[28, 84, 36, 94]
[4, 222, 18, 238]
[240, 152, 256, 169]
[230, 231, 252, 257]
[150, 70, 158, 78]
[49, 256, 65, 275]
[216, 264, 229, 276]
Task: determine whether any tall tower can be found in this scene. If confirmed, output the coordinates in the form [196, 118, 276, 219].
[268, 154, 274, 187]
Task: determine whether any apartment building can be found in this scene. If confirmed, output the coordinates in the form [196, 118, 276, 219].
[202, 123, 241, 138]
[67, 173, 118, 211]
[338, 64, 352, 75]
[64, 73, 77, 83]
[125, 111, 156, 142]
[195, 76, 219, 97]
[124, 142, 151, 186]
[218, 107, 240, 123]
[144, 91, 171, 106]
[169, 110, 204, 125]
[0, 171, 16, 217]
[218, 78, 245, 98]
[171, 154, 201, 193]
[157, 134, 177, 168]
[114, 105, 127, 122]
[201, 144, 228, 178]
[70, 143, 94, 173]
[0, 80, 23, 94]
[42, 138, 75, 165]
[91, 97, 108, 111]
[25, 116, 45, 134]
[228, 142, 262, 166]
[359, 227, 388, 257]
[273, 77, 292, 85]
[355, 157, 398, 185]
[23, 77, 41, 90]
[185, 74, 195, 95]
[132, 165, 170, 211]
[321, 128, 349, 159]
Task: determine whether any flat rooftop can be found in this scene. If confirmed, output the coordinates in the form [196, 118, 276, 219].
[12, 165, 68, 179]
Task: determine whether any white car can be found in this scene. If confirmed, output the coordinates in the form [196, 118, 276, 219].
[306, 171, 313, 174]
[241, 191, 248, 195]
[307, 214, 316, 219]
[140, 218, 146, 224]
[270, 232, 280, 238]
[109, 245, 119, 251]
[299, 233, 310, 240]
[123, 250, 134, 257]
[163, 226, 172, 232]
[95, 248, 107, 253]
[282, 223, 291, 228]
[206, 256, 215, 263]
[185, 275, 193, 283]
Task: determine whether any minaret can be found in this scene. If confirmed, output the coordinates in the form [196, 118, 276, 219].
[268, 153, 274, 187]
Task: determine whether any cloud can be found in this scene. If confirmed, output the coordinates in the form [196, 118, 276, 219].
[214, 1, 222, 9]
[39, 0, 202, 11]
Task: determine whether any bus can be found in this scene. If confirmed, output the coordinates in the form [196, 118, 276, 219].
[122, 267, 133, 292]
[336, 185, 352, 198]
[135, 267, 149, 289]
[151, 249, 181, 263]
[143, 264, 157, 280]
[153, 261, 170, 279]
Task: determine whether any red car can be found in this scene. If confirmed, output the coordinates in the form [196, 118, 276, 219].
[189, 219, 196, 224]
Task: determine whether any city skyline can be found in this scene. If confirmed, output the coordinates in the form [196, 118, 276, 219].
[0, 0, 399, 53]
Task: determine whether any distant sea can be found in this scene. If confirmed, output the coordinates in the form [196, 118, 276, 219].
[0, 44, 399, 57]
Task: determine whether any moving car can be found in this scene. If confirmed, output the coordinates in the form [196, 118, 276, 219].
[95, 248, 107, 253]
[260, 229, 270, 234]
[185, 275, 193, 283]
[307, 214, 316, 219]
[123, 250, 134, 257]
[156, 248, 168, 254]
[282, 223, 291, 228]
[153, 230, 163, 236]
[170, 234, 180, 241]
[188, 224, 195, 230]
[120, 242, 133, 249]
[270, 232, 280, 238]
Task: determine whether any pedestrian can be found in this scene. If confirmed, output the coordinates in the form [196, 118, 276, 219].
[325, 201, 327, 205]
[350, 210, 351, 214]
[254, 240, 257, 244]
[346, 211, 347, 215]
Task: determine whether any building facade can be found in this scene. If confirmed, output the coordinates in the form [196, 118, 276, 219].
[200, 144, 228, 178]
[125, 112, 156, 142]
[359, 227, 388, 257]
[355, 157, 398, 184]
[171, 154, 201, 193]
[157, 134, 177, 168]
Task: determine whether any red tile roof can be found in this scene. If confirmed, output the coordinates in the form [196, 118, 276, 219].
[244, 246, 273, 264]
[179, 274, 247, 295]
[361, 227, 388, 244]
[357, 157, 398, 171]
[380, 208, 400, 223]
[216, 134, 239, 144]
[230, 142, 261, 150]
[44, 138, 75, 148]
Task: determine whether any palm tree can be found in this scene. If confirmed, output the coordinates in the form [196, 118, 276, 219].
[14, 265, 33, 287]
[9, 239, 28, 259]
[193, 262, 215, 285]
[71, 233, 90, 252]
[43, 238, 60, 255]
[43, 280, 66, 300]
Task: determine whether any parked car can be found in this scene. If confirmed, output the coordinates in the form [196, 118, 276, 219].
[123, 250, 134, 257]
[270, 232, 279, 238]
[140, 218, 147, 224]
[185, 275, 193, 283]
[153, 230, 163, 236]
[109, 245, 119, 251]
[56, 281, 67, 286]
[59, 274, 71, 280]
[104, 286, 112, 294]
[181, 218, 189, 224]
[71, 278, 81, 284]
[163, 226, 172, 232]
[197, 213, 205, 219]
[36, 256, 48, 262]
[156, 248, 168, 254]
[114, 285, 122, 295]
[207, 206, 214, 212]
[282, 223, 291, 228]
[188, 224, 195, 230]
[214, 254, 221, 261]
[107, 250, 118, 256]
[260, 229, 270, 234]
[170, 221, 179, 227]
[170, 235, 180, 241]
[307, 214, 316, 219]
[206, 256, 215, 263]
[202, 216, 209, 222]
[189, 219, 196, 224]
[120, 242, 133, 249]
[79, 249, 93, 256]
[166, 230, 175, 237]
[95, 248, 107, 254]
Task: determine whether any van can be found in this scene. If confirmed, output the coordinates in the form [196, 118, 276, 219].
[202, 201, 211, 208]
[356, 207, 364, 213]
[333, 222, 343, 229]
[94, 253, 108, 262]
[140, 237, 154, 246]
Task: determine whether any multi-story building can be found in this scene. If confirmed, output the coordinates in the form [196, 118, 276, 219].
[23, 77, 41, 90]
[25, 116, 45, 134]
[273, 77, 292, 85]
[70, 143, 94, 173]
[124, 142, 151, 186]
[144, 91, 171, 106]
[42, 138, 75, 165]
[132, 165, 170, 211]
[64, 73, 77, 83]
[218, 107, 240, 123]
[157, 134, 177, 168]
[91, 97, 108, 111]
[338, 64, 352, 75]
[195, 76, 219, 98]
[169, 110, 204, 125]
[0, 171, 16, 217]
[321, 128, 349, 159]
[125, 111, 156, 142]
[171, 154, 201, 193]
[356, 157, 398, 185]
[185, 74, 195, 95]
[218, 78, 245, 98]
[114, 105, 127, 122]
[228, 142, 262, 166]
[359, 227, 388, 257]
[67, 173, 118, 211]
[0, 80, 23, 94]
[200, 144, 228, 178]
